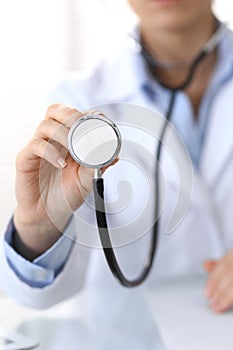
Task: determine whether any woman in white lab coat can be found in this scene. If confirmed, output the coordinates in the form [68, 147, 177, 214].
[1, 0, 233, 314]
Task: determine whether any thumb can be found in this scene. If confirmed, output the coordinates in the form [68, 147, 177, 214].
[101, 157, 119, 173]
[203, 260, 218, 273]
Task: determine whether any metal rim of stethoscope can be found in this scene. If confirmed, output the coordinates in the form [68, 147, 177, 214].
[68, 114, 122, 170]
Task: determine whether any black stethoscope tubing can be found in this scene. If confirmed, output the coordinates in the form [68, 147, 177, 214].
[93, 24, 224, 287]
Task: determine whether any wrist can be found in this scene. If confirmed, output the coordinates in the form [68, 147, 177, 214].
[13, 209, 67, 260]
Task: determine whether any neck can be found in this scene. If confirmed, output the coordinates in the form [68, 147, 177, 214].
[140, 14, 218, 116]
[140, 14, 216, 66]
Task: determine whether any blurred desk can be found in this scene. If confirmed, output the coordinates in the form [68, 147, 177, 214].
[147, 276, 233, 350]
[1, 277, 233, 349]
[0, 287, 165, 350]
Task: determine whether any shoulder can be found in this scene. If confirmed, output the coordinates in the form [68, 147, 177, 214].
[47, 42, 143, 110]
[47, 65, 109, 109]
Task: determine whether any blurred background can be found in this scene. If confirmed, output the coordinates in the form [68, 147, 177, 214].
[0, 0, 233, 236]
[0, 0, 233, 339]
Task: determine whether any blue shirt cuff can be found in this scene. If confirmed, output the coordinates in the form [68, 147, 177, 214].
[3, 218, 75, 288]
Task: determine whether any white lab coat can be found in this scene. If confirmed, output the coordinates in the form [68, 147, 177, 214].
[1, 39, 233, 310]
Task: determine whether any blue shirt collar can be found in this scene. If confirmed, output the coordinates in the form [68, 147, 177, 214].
[95, 24, 233, 105]
[141, 23, 233, 101]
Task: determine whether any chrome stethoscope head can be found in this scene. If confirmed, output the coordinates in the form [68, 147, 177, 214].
[68, 113, 122, 177]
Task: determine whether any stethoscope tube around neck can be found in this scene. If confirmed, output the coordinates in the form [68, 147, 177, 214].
[93, 24, 225, 288]
[140, 22, 225, 92]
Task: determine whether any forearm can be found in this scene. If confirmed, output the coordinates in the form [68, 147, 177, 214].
[0, 216, 92, 309]
[13, 207, 70, 260]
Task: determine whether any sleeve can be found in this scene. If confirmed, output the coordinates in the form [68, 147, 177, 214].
[0, 215, 93, 309]
[3, 217, 75, 288]
[0, 76, 99, 308]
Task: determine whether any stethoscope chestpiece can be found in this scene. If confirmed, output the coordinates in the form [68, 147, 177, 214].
[68, 114, 121, 173]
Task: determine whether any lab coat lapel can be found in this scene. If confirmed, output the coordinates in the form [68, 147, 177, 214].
[93, 41, 151, 105]
[200, 78, 233, 187]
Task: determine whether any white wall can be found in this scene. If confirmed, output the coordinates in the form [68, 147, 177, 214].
[0, 0, 133, 233]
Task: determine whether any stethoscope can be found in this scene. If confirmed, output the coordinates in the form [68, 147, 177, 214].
[68, 23, 226, 288]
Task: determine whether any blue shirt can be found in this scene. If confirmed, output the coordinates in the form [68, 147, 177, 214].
[3, 26, 233, 288]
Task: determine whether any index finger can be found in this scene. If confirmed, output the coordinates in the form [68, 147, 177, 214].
[205, 257, 230, 297]
[45, 103, 83, 128]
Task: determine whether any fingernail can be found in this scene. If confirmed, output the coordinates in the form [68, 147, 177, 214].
[212, 303, 223, 313]
[57, 157, 67, 168]
[209, 297, 219, 307]
[204, 287, 210, 297]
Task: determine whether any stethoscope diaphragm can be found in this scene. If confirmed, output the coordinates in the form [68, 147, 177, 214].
[68, 114, 121, 170]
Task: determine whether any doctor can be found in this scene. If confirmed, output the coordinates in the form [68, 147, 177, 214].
[1, 0, 233, 314]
